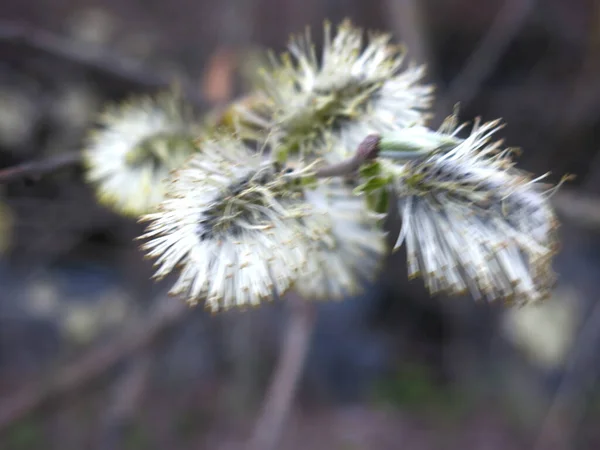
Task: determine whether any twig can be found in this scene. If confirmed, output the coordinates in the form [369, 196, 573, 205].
[0, 295, 187, 433]
[383, 0, 431, 67]
[201, 47, 237, 106]
[0, 151, 82, 183]
[0, 133, 380, 184]
[558, 1, 600, 133]
[439, 0, 536, 114]
[0, 21, 208, 109]
[534, 128, 600, 449]
[533, 299, 600, 450]
[552, 190, 600, 230]
[246, 293, 316, 450]
[95, 350, 153, 450]
[313, 134, 381, 178]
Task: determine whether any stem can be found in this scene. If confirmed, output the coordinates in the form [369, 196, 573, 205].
[314, 134, 381, 178]
[314, 158, 361, 178]
[247, 293, 316, 450]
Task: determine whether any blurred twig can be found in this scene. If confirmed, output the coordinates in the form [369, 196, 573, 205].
[533, 299, 600, 450]
[0, 295, 187, 433]
[95, 350, 153, 450]
[0, 123, 378, 184]
[0, 151, 82, 183]
[439, 0, 536, 114]
[0, 21, 208, 109]
[535, 98, 600, 447]
[559, 0, 600, 133]
[383, 0, 431, 67]
[247, 293, 316, 450]
[201, 47, 238, 107]
[552, 190, 600, 230]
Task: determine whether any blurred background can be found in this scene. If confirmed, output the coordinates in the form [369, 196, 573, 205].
[1, 0, 600, 448]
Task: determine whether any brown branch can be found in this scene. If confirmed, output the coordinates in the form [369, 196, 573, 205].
[0, 296, 187, 433]
[0, 21, 208, 109]
[246, 293, 316, 450]
[0, 151, 82, 184]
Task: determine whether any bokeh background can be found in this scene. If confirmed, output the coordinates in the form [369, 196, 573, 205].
[1, 0, 600, 448]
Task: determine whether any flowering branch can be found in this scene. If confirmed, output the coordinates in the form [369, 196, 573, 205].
[0, 19, 570, 450]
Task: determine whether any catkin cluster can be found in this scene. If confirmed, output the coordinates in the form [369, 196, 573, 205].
[83, 20, 562, 311]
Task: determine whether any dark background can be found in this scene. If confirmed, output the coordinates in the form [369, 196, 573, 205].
[1, 0, 600, 448]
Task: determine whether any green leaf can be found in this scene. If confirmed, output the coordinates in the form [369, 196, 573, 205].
[359, 161, 382, 178]
[374, 188, 389, 214]
[300, 174, 318, 189]
[365, 188, 389, 214]
[274, 147, 288, 164]
[354, 176, 391, 195]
